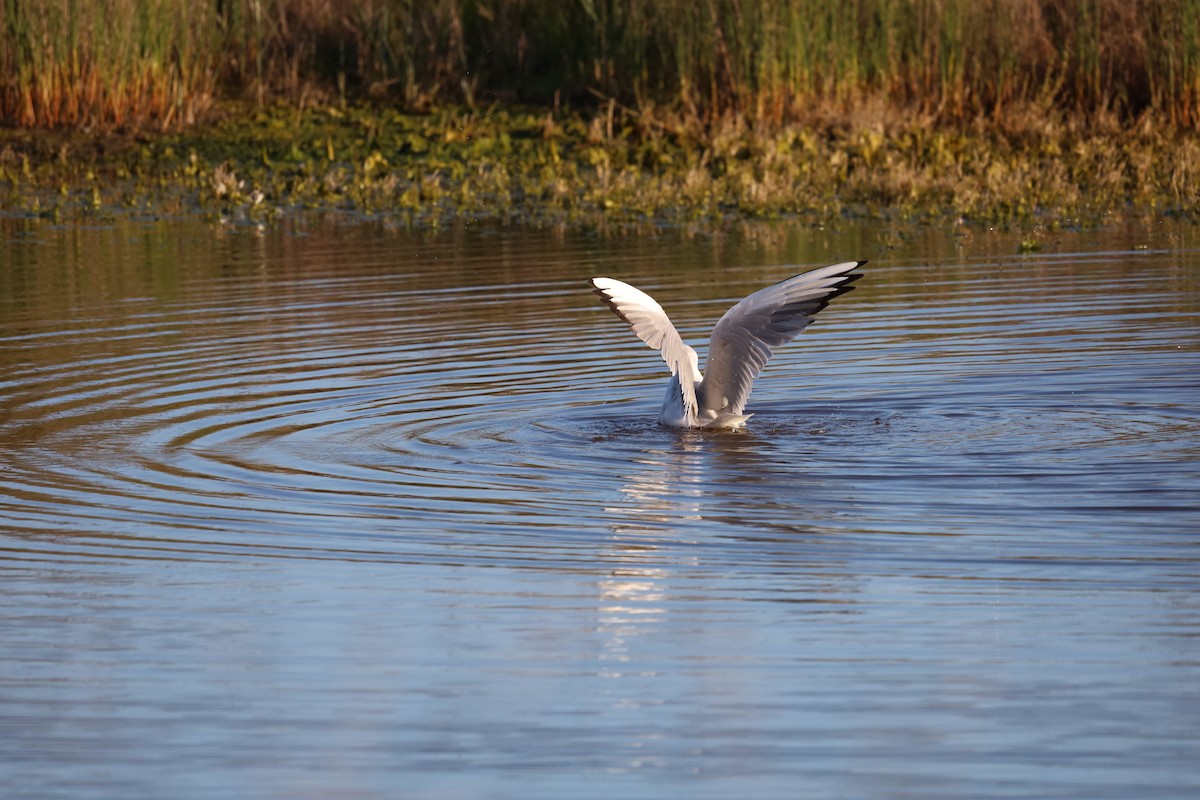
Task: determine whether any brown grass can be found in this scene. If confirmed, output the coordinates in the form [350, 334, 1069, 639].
[2, 1, 1199, 133]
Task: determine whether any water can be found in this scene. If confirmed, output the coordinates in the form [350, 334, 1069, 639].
[2, 217, 1198, 799]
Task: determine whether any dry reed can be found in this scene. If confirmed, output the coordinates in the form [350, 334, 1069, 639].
[2, 0, 1199, 131]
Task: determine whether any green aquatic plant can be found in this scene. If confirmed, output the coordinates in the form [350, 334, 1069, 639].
[1, 101, 1197, 228]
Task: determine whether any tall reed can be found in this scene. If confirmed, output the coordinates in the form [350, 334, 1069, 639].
[1, 0, 220, 130]
[3, 0, 1199, 131]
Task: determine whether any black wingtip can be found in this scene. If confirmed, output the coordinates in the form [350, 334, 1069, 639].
[830, 260, 866, 290]
[807, 261, 866, 316]
[588, 278, 613, 304]
[589, 281, 636, 327]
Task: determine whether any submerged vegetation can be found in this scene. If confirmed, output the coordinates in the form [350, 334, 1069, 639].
[2, 2, 1199, 227]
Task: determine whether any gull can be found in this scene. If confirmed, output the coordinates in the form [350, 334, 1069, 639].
[590, 261, 864, 429]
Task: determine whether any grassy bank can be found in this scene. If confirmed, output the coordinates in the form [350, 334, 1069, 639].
[4, 2, 1199, 229]
[3, 101, 1197, 229]
[3, 1, 1200, 132]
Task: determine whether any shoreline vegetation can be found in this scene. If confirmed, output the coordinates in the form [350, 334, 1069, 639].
[2, 1, 1199, 229]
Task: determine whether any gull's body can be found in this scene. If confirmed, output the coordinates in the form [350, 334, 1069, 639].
[590, 261, 864, 429]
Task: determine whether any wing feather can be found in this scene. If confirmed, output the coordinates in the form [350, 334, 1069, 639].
[698, 261, 864, 416]
[590, 277, 700, 418]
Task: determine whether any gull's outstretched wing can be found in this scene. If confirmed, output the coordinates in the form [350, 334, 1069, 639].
[698, 261, 864, 417]
[590, 277, 701, 417]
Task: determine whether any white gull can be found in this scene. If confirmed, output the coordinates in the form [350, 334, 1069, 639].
[590, 261, 864, 429]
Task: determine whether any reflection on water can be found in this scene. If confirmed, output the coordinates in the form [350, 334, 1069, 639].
[1, 216, 1199, 799]
[614, 436, 709, 530]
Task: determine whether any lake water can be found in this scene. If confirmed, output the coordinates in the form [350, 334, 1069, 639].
[2, 216, 1198, 799]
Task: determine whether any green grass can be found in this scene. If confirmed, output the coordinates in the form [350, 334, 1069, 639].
[3, 101, 1197, 228]
[3, 1, 1200, 132]
[3, 3, 1198, 229]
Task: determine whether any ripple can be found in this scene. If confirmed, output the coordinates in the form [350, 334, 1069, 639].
[6, 222, 1200, 800]
[2, 229, 1199, 572]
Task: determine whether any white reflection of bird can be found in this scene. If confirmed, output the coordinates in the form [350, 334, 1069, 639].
[590, 261, 864, 429]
